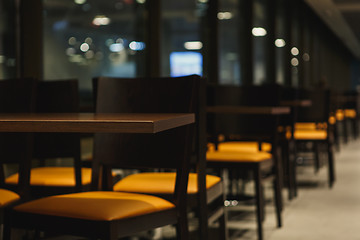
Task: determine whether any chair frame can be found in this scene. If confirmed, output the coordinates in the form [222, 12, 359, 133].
[206, 84, 284, 240]
[296, 88, 335, 188]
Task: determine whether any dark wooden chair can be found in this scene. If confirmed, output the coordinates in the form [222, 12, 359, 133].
[279, 86, 301, 200]
[294, 88, 335, 188]
[98, 76, 226, 239]
[5, 80, 90, 197]
[206, 84, 284, 240]
[4, 75, 199, 240]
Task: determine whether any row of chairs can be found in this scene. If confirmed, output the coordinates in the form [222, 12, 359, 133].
[206, 84, 338, 239]
[0, 76, 341, 240]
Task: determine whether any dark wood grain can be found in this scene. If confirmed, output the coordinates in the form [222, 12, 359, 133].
[280, 100, 312, 107]
[0, 113, 195, 133]
[207, 105, 290, 115]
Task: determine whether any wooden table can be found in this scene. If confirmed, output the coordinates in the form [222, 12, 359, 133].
[280, 100, 312, 107]
[0, 113, 195, 133]
[206, 105, 290, 115]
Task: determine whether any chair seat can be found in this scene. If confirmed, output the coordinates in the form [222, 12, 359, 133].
[206, 150, 272, 163]
[336, 109, 345, 121]
[295, 122, 327, 130]
[0, 189, 20, 207]
[113, 172, 221, 194]
[5, 167, 92, 187]
[14, 191, 175, 221]
[293, 130, 327, 140]
[208, 141, 271, 152]
[345, 109, 356, 118]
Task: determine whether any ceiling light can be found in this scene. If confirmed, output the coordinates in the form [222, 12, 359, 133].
[92, 15, 111, 26]
[252, 27, 267, 37]
[275, 39, 286, 48]
[184, 41, 203, 50]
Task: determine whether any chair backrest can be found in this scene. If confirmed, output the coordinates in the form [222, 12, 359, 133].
[92, 75, 203, 204]
[0, 78, 37, 197]
[207, 84, 282, 142]
[343, 90, 360, 113]
[280, 86, 300, 131]
[297, 88, 331, 123]
[33, 79, 80, 159]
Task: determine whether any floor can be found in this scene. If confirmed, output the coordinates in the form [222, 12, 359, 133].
[265, 139, 360, 240]
[6, 137, 360, 240]
[225, 138, 360, 240]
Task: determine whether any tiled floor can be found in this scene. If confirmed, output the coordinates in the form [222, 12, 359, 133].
[225, 138, 360, 240]
[264, 139, 360, 240]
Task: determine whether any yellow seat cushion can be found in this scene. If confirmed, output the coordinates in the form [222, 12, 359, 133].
[293, 130, 327, 140]
[206, 150, 272, 163]
[5, 167, 92, 187]
[295, 122, 328, 130]
[208, 141, 271, 153]
[329, 116, 336, 125]
[113, 172, 221, 194]
[0, 189, 20, 207]
[14, 191, 174, 221]
[295, 122, 317, 130]
[345, 109, 356, 118]
[336, 109, 345, 121]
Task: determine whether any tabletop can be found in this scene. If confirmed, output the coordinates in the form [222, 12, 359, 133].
[280, 100, 312, 107]
[206, 105, 290, 115]
[0, 113, 195, 133]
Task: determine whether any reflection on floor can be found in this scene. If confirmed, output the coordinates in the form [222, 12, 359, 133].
[7, 138, 360, 240]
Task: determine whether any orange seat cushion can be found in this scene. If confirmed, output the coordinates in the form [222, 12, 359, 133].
[345, 109, 356, 118]
[208, 141, 271, 152]
[329, 116, 336, 125]
[5, 167, 92, 187]
[295, 122, 328, 130]
[336, 109, 345, 121]
[113, 172, 221, 194]
[295, 122, 317, 130]
[206, 150, 272, 163]
[0, 189, 20, 207]
[293, 130, 327, 140]
[14, 191, 174, 221]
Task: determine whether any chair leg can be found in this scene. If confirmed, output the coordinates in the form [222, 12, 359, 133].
[218, 169, 229, 240]
[2, 223, 11, 240]
[218, 207, 228, 240]
[343, 120, 349, 143]
[3, 209, 12, 240]
[327, 142, 336, 188]
[291, 140, 298, 198]
[281, 141, 292, 200]
[254, 166, 263, 240]
[261, 185, 266, 222]
[175, 213, 189, 240]
[284, 140, 297, 200]
[198, 207, 209, 239]
[314, 142, 321, 174]
[273, 178, 282, 228]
